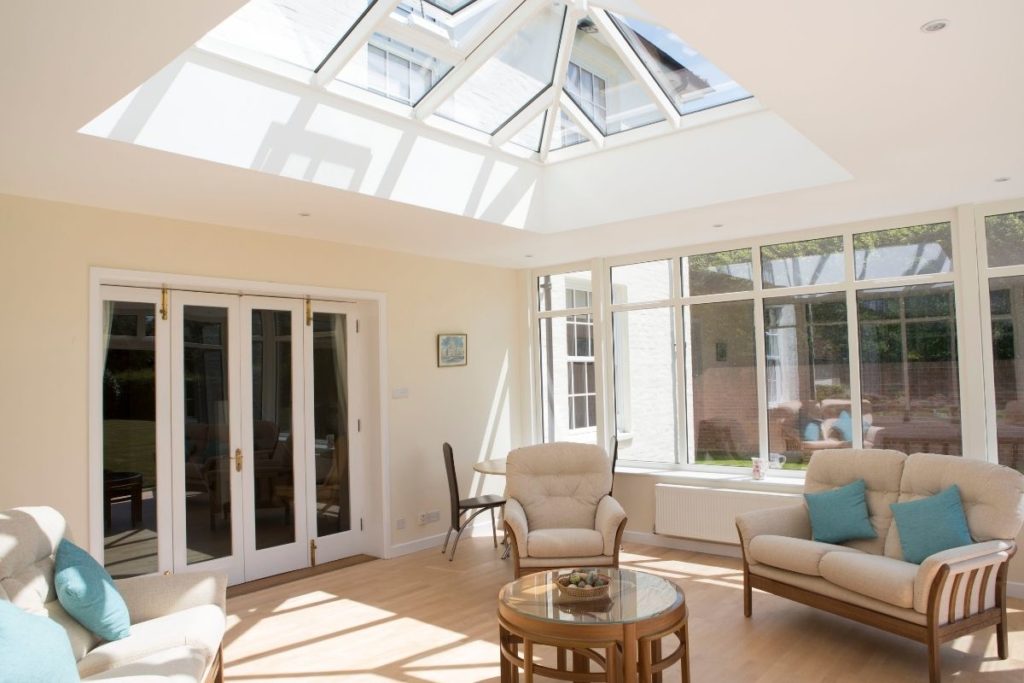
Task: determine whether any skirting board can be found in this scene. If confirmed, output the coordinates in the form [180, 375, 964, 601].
[388, 518, 502, 559]
[623, 530, 1024, 599]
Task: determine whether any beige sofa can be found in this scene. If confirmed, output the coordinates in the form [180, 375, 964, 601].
[0, 506, 226, 682]
[736, 449, 1024, 683]
[503, 442, 627, 578]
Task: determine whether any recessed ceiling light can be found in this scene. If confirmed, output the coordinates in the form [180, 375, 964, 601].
[713, 223, 724, 228]
[524, 254, 534, 258]
[298, 212, 311, 217]
[995, 177, 1011, 183]
[920, 19, 949, 33]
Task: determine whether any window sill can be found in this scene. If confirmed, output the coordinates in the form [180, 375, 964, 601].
[615, 465, 805, 494]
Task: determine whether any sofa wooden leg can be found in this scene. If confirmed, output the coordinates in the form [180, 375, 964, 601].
[928, 632, 941, 683]
[997, 614, 1008, 660]
[742, 562, 752, 617]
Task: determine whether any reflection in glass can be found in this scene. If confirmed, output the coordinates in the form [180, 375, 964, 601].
[985, 211, 1024, 268]
[437, 5, 564, 134]
[687, 301, 759, 467]
[251, 310, 296, 550]
[509, 112, 546, 152]
[203, 0, 374, 71]
[853, 223, 953, 280]
[564, 16, 664, 135]
[339, 34, 452, 106]
[538, 271, 592, 311]
[540, 313, 596, 444]
[761, 236, 845, 288]
[313, 313, 351, 537]
[608, 13, 751, 116]
[103, 302, 158, 578]
[764, 293, 849, 467]
[990, 276, 1024, 472]
[611, 260, 671, 304]
[613, 308, 676, 463]
[858, 284, 961, 455]
[395, 1, 504, 44]
[550, 109, 588, 150]
[182, 306, 232, 564]
[683, 248, 753, 296]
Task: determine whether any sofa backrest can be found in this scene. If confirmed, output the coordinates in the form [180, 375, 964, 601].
[506, 442, 610, 531]
[804, 449, 907, 555]
[0, 506, 65, 612]
[883, 452, 1024, 559]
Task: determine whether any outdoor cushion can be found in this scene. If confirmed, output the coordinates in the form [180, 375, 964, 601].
[0, 599, 79, 683]
[527, 528, 604, 559]
[832, 410, 854, 442]
[54, 539, 131, 641]
[890, 485, 972, 564]
[805, 479, 877, 544]
[819, 552, 917, 608]
[748, 535, 862, 576]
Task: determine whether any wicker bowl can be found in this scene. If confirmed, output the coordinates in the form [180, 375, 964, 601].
[554, 572, 612, 601]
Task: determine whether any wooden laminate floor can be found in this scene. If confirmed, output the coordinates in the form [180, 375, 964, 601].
[224, 537, 1024, 682]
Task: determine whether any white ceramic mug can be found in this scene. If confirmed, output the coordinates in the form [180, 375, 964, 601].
[750, 457, 766, 480]
[769, 453, 787, 469]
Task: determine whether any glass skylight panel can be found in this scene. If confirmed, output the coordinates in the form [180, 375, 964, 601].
[510, 113, 546, 152]
[607, 13, 751, 116]
[394, 0, 505, 44]
[550, 110, 588, 150]
[204, 0, 374, 71]
[425, 0, 479, 13]
[436, 4, 565, 135]
[338, 34, 452, 106]
[564, 16, 664, 136]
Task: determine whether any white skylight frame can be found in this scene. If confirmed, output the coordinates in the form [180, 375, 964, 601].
[195, 0, 758, 165]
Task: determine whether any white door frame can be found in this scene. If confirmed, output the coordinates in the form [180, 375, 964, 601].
[88, 268, 391, 573]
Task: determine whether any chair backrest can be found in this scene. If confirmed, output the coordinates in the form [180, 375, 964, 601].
[804, 448, 907, 555]
[442, 443, 461, 529]
[506, 442, 611, 531]
[0, 506, 66, 611]
[884, 452, 1024, 559]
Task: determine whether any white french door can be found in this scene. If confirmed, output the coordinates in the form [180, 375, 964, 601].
[98, 286, 367, 585]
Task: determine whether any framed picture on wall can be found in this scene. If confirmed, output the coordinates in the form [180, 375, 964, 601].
[437, 333, 467, 367]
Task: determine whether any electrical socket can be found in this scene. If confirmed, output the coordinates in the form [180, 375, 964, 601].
[417, 512, 428, 525]
[396, 517, 406, 530]
[417, 510, 441, 525]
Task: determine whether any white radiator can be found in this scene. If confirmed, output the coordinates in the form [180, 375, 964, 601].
[654, 484, 802, 544]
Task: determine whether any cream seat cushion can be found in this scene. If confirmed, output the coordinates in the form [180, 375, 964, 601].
[527, 528, 604, 559]
[506, 443, 611, 531]
[819, 552, 917, 608]
[82, 645, 208, 682]
[748, 535, 862, 576]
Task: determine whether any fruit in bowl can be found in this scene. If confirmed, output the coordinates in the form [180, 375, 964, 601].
[555, 569, 612, 600]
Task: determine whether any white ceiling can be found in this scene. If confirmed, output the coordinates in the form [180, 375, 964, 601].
[1, 1, 1022, 268]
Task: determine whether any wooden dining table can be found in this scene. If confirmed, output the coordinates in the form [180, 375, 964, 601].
[473, 457, 507, 476]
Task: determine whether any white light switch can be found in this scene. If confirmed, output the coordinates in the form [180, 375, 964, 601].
[392, 387, 409, 399]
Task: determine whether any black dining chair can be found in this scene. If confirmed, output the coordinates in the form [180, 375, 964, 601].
[442, 442, 506, 561]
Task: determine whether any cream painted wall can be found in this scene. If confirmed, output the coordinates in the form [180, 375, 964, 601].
[0, 193, 525, 554]
[613, 472, 1024, 586]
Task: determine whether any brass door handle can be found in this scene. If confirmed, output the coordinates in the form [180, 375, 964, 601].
[234, 448, 243, 472]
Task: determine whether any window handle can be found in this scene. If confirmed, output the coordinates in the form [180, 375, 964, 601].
[234, 448, 243, 472]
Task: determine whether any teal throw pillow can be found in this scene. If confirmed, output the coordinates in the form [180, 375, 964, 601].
[54, 539, 131, 641]
[802, 420, 822, 441]
[890, 485, 973, 564]
[804, 479, 877, 544]
[0, 600, 79, 683]
[832, 410, 854, 442]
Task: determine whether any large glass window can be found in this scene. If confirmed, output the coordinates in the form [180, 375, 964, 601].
[857, 284, 961, 455]
[985, 211, 1024, 268]
[683, 248, 754, 296]
[612, 308, 677, 463]
[763, 292, 850, 467]
[611, 260, 671, 304]
[761, 236, 845, 289]
[687, 301, 759, 467]
[989, 276, 1024, 473]
[853, 223, 953, 280]
[339, 35, 452, 106]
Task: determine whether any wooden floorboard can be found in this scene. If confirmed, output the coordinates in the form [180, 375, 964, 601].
[225, 537, 1024, 682]
[227, 555, 377, 598]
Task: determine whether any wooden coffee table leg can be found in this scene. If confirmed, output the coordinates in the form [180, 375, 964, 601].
[679, 625, 690, 683]
[650, 638, 661, 683]
[523, 640, 533, 683]
[573, 649, 590, 683]
[557, 647, 566, 672]
[639, 638, 652, 682]
[499, 625, 510, 683]
[622, 623, 638, 683]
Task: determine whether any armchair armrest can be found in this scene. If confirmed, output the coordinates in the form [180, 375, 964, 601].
[913, 540, 1014, 615]
[114, 571, 227, 624]
[503, 498, 529, 556]
[735, 504, 810, 562]
[595, 495, 627, 556]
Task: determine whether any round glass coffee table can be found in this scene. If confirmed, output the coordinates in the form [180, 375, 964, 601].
[497, 568, 689, 683]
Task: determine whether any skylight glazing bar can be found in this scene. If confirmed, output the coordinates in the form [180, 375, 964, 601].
[540, 4, 582, 159]
[455, 0, 529, 55]
[559, 91, 604, 149]
[381, 15, 464, 64]
[492, 87, 556, 146]
[589, 9, 680, 128]
[414, 0, 549, 118]
[314, 0, 404, 87]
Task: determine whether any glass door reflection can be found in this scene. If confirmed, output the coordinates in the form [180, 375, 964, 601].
[311, 311, 351, 538]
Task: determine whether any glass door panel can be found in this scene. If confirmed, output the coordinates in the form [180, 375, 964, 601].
[240, 298, 308, 580]
[100, 296, 163, 578]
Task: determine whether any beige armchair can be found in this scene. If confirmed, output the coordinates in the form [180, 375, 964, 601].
[503, 442, 627, 578]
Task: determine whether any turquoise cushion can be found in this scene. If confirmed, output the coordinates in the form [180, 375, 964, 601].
[54, 540, 131, 641]
[802, 419, 822, 441]
[0, 600, 79, 683]
[804, 479, 878, 544]
[832, 410, 853, 441]
[890, 485, 974, 564]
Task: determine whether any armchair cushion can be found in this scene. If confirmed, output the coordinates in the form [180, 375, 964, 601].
[595, 495, 626, 555]
[735, 503, 810, 563]
[748, 535, 861, 576]
[503, 499, 529, 552]
[113, 572, 226, 624]
[527, 529, 604, 559]
[819, 552, 917, 608]
[890, 485, 972, 564]
[506, 443, 611, 530]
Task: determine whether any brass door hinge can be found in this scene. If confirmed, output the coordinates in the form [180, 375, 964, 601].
[160, 287, 169, 320]
[310, 538, 318, 566]
[305, 298, 312, 326]
[234, 448, 243, 472]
